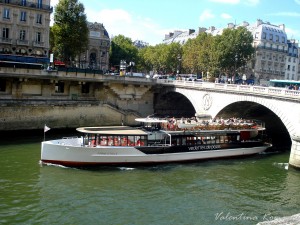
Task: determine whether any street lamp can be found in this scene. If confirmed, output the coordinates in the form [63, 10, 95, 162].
[177, 55, 182, 75]
[129, 61, 135, 76]
[233, 54, 237, 84]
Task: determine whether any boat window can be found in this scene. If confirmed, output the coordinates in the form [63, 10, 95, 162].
[113, 136, 121, 146]
[138, 136, 147, 146]
[228, 134, 238, 143]
[186, 136, 196, 145]
[100, 136, 108, 146]
[121, 136, 128, 146]
[176, 137, 181, 145]
[196, 137, 203, 145]
[220, 136, 225, 143]
[128, 136, 135, 146]
[182, 137, 186, 145]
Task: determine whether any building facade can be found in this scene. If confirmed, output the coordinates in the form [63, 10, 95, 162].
[163, 19, 300, 83]
[285, 40, 299, 80]
[0, 0, 52, 64]
[77, 22, 110, 71]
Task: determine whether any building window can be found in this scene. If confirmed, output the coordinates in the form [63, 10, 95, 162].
[287, 65, 290, 71]
[0, 79, 6, 92]
[2, 28, 9, 39]
[36, 32, 41, 43]
[255, 32, 259, 39]
[275, 35, 279, 42]
[262, 32, 266, 39]
[4, 0, 10, 3]
[81, 83, 90, 94]
[38, 0, 43, 9]
[36, 14, 42, 24]
[21, 0, 26, 6]
[3, 8, 10, 19]
[269, 34, 273, 40]
[55, 82, 64, 93]
[20, 11, 26, 21]
[20, 30, 26, 40]
[282, 37, 285, 43]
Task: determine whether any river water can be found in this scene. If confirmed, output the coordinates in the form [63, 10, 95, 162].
[0, 131, 299, 225]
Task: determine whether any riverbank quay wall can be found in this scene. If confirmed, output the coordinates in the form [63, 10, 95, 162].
[0, 67, 155, 130]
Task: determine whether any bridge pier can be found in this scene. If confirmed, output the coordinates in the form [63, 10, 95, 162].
[289, 135, 300, 169]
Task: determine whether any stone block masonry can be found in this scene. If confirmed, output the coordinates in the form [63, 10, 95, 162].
[0, 103, 140, 131]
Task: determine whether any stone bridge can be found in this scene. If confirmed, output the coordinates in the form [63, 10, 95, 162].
[155, 79, 300, 169]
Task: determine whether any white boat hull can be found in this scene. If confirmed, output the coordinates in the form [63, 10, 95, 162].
[41, 138, 270, 167]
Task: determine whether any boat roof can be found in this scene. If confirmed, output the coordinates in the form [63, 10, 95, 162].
[163, 130, 239, 135]
[135, 117, 168, 123]
[76, 126, 148, 135]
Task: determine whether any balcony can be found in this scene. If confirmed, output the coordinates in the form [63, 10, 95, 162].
[256, 46, 288, 53]
[0, 0, 53, 13]
[33, 41, 44, 47]
[17, 39, 29, 46]
[0, 38, 12, 44]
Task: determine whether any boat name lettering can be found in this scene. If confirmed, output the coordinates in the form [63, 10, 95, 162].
[188, 145, 221, 151]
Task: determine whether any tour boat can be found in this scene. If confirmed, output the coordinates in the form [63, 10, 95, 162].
[41, 117, 271, 167]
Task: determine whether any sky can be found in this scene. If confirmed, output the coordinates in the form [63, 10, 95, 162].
[50, 0, 300, 45]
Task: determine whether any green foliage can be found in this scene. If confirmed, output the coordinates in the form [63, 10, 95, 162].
[137, 43, 182, 74]
[109, 35, 138, 68]
[134, 27, 254, 77]
[181, 27, 254, 77]
[215, 27, 254, 75]
[51, 0, 89, 63]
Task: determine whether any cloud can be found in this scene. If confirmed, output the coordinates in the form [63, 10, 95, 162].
[221, 13, 232, 19]
[199, 9, 215, 22]
[50, 1, 164, 45]
[295, 0, 300, 5]
[87, 8, 164, 45]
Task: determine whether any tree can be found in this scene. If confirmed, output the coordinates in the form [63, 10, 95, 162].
[52, 0, 89, 64]
[215, 27, 254, 78]
[109, 35, 138, 70]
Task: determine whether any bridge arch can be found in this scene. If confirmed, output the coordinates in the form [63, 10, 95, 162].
[156, 87, 295, 150]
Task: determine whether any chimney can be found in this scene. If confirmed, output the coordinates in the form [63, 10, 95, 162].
[279, 24, 285, 31]
[189, 29, 195, 35]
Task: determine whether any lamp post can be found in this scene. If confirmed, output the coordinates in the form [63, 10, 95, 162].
[129, 61, 135, 76]
[233, 54, 237, 84]
[177, 55, 182, 76]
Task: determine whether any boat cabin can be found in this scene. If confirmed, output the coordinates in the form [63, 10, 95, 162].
[77, 126, 148, 147]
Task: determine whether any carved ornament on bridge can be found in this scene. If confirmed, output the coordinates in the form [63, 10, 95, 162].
[202, 93, 212, 110]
